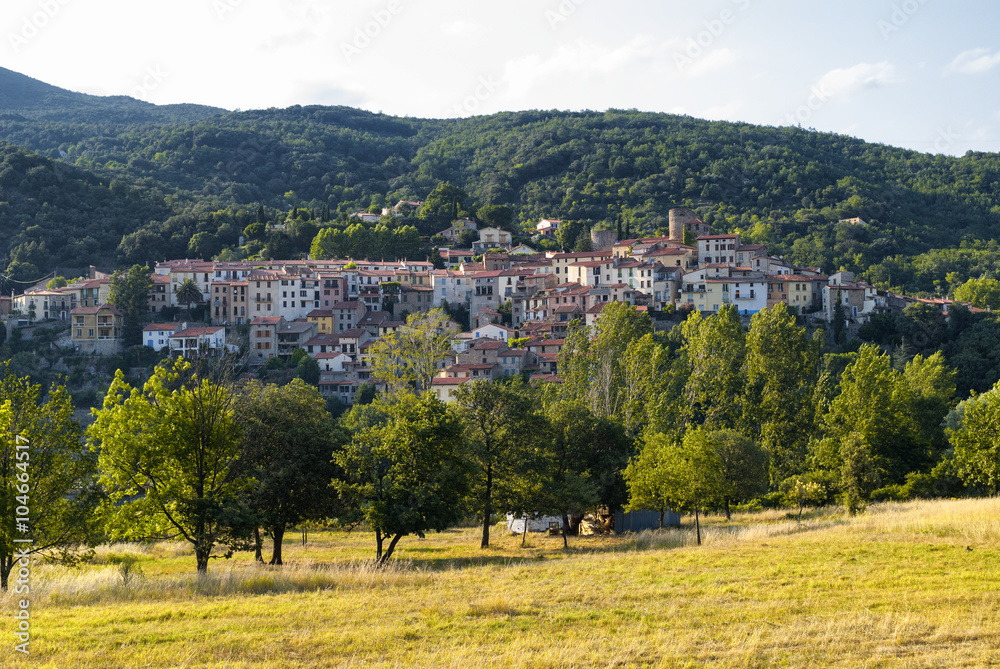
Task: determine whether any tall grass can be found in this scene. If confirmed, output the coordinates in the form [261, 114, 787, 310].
[622, 513, 845, 550]
[7, 498, 998, 607]
[18, 559, 428, 607]
[851, 496, 1000, 544]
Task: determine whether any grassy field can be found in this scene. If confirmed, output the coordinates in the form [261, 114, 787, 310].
[3, 498, 1000, 668]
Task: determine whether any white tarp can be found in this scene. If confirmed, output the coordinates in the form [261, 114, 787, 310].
[505, 514, 562, 534]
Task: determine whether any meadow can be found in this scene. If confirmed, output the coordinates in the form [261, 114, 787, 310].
[3, 498, 999, 668]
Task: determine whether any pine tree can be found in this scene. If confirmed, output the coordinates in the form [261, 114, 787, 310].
[833, 288, 847, 345]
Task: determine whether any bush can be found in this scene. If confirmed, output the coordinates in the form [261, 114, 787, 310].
[733, 499, 763, 513]
[870, 484, 909, 502]
[758, 492, 785, 509]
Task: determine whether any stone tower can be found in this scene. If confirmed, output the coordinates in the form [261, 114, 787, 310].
[668, 207, 700, 244]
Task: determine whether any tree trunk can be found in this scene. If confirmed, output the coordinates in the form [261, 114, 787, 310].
[376, 529, 383, 561]
[521, 514, 528, 547]
[561, 511, 569, 549]
[196, 542, 211, 573]
[377, 533, 404, 566]
[694, 505, 702, 547]
[725, 498, 731, 521]
[269, 523, 285, 565]
[253, 528, 264, 563]
[0, 554, 12, 591]
[481, 465, 493, 549]
[659, 507, 665, 529]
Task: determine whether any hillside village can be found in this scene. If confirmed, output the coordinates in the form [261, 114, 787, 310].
[3, 206, 967, 406]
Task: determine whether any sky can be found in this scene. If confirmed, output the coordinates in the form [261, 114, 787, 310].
[2, 0, 998, 156]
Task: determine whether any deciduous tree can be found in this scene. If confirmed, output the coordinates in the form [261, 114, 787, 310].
[334, 394, 469, 564]
[454, 378, 548, 548]
[90, 358, 253, 573]
[744, 302, 820, 484]
[242, 380, 345, 564]
[0, 369, 98, 590]
[108, 264, 153, 346]
[368, 308, 457, 396]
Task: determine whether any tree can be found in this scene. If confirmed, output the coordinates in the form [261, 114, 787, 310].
[457, 229, 479, 248]
[294, 355, 320, 385]
[947, 380, 1000, 494]
[953, 276, 1000, 310]
[108, 264, 153, 346]
[832, 288, 847, 345]
[544, 400, 632, 544]
[559, 302, 653, 422]
[187, 232, 222, 259]
[46, 276, 67, 290]
[744, 302, 821, 484]
[310, 227, 344, 259]
[0, 368, 98, 590]
[476, 204, 513, 230]
[902, 351, 956, 464]
[242, 380, 345, 564]
[334, 394, 469, 564]
[174, 277, 203, 316]
[839, 432, 879, 514]
[368, 308, 457, 396]
[779, 476, 827, 521]
[626, 430, 721, 545]
[454, 379, 548, 548]
[624, 434, 677, 529]
[89, 358, 253, 573]
[673, 428, 725, 545]
[822, 344, 916, 482]
[420, 182, 468, 224]
[680, 306, 745, 429]
[703, 429, 769, 520]
[555, 220, 586, 250]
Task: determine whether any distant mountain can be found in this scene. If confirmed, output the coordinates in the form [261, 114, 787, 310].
[0, 67, 225, 124]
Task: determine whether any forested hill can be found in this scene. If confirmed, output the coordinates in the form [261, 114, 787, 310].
[0, 66, 225, 124]
[2, 66, 1000, 294]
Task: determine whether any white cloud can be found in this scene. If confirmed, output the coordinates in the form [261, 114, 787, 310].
[502, 37, 669, 101]
[946, 48, 1000, 75]
[813, 62, 897, 99]
[683, 48, 737, 78]
[700, 99, 743, 120]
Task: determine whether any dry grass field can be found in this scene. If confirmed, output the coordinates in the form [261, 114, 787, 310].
[3, 498, 999, 668]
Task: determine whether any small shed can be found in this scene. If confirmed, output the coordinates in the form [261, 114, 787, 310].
[614, 509, 681, 534]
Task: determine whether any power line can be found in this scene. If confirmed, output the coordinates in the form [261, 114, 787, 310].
[0, 269, 57, 291]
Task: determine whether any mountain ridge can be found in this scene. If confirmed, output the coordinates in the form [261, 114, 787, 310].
[0, 66, 226, 124]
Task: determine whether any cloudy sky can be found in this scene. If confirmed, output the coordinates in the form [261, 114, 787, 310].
[3, 0, 997, 155]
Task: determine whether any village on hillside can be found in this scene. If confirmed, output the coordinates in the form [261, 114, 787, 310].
[2, 207, 969, 406]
